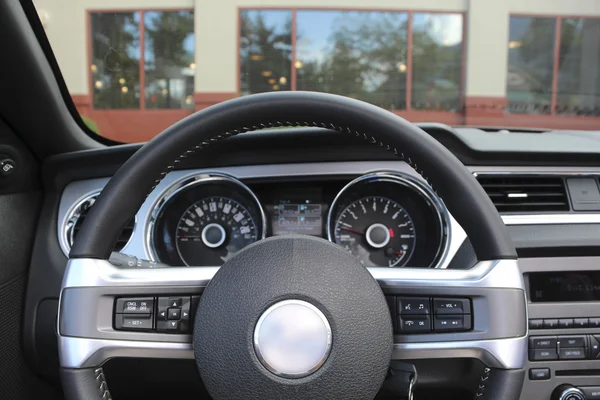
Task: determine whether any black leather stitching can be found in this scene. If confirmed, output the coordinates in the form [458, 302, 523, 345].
[148, 121, 432, 195]
[95, 368, 112, 400]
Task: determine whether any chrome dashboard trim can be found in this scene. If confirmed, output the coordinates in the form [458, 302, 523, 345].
[145, 174, 267, 264]
[58, 258, 526, 369]
[58, 161, 467, 268]
[326, 171, 451, 268]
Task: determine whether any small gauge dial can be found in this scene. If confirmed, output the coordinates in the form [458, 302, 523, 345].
[175, 196, 259, 266]
[333, 196, 416, 267]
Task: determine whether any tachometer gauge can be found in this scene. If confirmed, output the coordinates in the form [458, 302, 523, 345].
[334, 196, 416, 267]
[176, 196, 259, 266]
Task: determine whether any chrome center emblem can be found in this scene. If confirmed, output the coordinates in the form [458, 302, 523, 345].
[254, 300, 332, 378]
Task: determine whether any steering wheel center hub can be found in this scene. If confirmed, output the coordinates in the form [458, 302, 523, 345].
[254, 299, 332, 378]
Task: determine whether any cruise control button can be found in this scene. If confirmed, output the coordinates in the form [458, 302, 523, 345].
[559, 318, 574, 329]
[399, 316, 430, 332]
[115, 314, 153, 331]
[560, 336, 585, 348]
[530, 337, 557, 348]
[574, 318, 589, 328]
[116, 298, 154, 314]
[398, 298, 430, 315]
[433, 298, 470, 315]
[559, 347, 586, 360]
[543, 319, 559, 329]
[529, 368, 550, 381]
[530, 349, 557, 361]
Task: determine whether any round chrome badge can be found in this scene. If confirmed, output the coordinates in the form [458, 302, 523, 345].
[254, 300, 332, 378]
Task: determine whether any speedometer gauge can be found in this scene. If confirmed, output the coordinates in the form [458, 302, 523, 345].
[176, 196, 259, 266]
[334, 196, 416, 267]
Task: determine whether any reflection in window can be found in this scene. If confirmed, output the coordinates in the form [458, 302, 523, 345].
[557, 18, 600, 116]
[240, 10, 292, 95]
[144, 11, 195, 109]
[412, 13, 463, 111]
[507, 17, 556, 114]
[296, 11, 408, 110]
[91, 12, 141, 109]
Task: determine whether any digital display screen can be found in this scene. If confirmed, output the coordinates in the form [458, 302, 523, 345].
[269, 188, 324, 236]
[529, 271, 600, 302]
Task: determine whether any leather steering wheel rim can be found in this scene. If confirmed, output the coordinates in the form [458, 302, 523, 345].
[62, 91, 520, 400]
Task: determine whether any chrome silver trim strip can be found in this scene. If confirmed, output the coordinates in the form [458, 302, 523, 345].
[58, 258, 525, 369]
[58, 336, 526, 370]
[502, 214, 600, 225]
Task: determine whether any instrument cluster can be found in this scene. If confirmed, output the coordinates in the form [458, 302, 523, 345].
[149, 172, 450, 268]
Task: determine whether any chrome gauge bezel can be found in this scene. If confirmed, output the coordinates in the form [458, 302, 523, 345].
[326, 171, 451, 268]
[146, 173, 267, 265]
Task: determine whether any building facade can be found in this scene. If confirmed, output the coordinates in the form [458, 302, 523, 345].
[35, 0, 600, 142]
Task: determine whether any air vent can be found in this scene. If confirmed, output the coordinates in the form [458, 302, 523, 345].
[476, 176, 570, 213]
[65, 193, 134, 252]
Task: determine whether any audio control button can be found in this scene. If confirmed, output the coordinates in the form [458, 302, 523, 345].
[582, 386, 600, 399]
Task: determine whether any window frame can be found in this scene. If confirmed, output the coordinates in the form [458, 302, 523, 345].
[237, 7, 467, 124]
[87, 8, 195, 112]
[508, 13, 600, 117]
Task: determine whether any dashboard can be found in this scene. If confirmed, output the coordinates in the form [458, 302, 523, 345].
[24, 126, 600, 400]
[58, 162, 460, 270]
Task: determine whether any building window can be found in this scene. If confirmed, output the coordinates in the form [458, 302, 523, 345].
[557, 18, 600, 116]
[239, 9, 464, 112]
[507, 16, 556, 114]
[90, 10, 194, 110]
[296, 11, 408, 110]
[91, 12, 141, 109]
[240, 10, 292, 95]
[412, 13, 463, 112]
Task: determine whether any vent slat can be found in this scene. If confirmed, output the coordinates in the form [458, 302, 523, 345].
[70, 194, 134, 251]
[477, 176, 570, 213]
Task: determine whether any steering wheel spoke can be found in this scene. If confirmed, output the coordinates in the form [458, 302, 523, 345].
[59, 257, 526, 371]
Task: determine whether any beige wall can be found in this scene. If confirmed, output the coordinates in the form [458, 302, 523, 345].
[35, 0, 600, 98]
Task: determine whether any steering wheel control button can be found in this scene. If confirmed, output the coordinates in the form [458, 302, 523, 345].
[168, 308, 181, 320]
[559, 318, 575, 329]
[433, 298, 471, 315]
[530, 336, 558, 349]
[559, 347, 586, 360]
[254, 300, 332, 378]
[115, 314, 153, 331]
[399, 316, 431, 333]
[530, 348, 558, 361]
[398, 297, 430, 315]
[529, 319, 544, 329]
[433, 315, 471, 332]
[544, 319, 560, 329]
[115, 297, 154, 314]
[155, 296, 194, 333]
[528, 368, 550, 381]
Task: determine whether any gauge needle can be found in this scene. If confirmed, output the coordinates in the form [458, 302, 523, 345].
[340, 226, 364, 235]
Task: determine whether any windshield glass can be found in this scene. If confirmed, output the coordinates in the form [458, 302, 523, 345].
[33, 1, 600, 143]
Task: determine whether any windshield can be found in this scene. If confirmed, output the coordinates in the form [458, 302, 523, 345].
[32, 2, 600, 143]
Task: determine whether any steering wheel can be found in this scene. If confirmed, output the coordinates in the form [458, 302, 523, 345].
[58, 92, 527, 400]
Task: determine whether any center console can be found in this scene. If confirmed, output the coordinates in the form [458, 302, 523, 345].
[520, 257, 600, 400]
